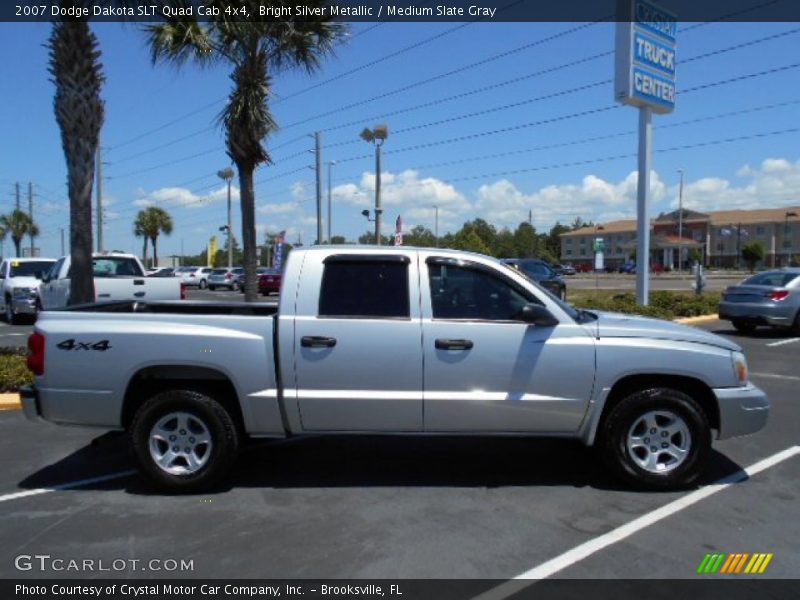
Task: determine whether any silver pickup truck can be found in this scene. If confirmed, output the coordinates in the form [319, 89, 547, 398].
[22, 246, 768, 492]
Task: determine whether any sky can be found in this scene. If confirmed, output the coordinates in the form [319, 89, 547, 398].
[1, 18, 799, 260]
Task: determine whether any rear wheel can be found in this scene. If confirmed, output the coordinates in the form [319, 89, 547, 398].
[231, 281, 240, 292]
[732, 319, 757, 333]
[130, 390, 239, 493]
[599, 387, 710, 490]
[198, 279, 207, 290]
[208, 285, 216, 291]
[792, 311, 800, 335]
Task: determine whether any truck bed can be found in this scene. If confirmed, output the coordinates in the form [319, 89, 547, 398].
[57, 300, 279, 317]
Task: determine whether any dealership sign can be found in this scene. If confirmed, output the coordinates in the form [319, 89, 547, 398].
[615, 0, 677, 114]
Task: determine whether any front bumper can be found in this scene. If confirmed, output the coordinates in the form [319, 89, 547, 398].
[11, 297, 37, 315]
[20, 385, 43, 422]
[713, 383, 769, 439]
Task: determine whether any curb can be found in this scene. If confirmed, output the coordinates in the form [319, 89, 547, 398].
[0, 393, 21, 411]
[674, 314, 720, 325]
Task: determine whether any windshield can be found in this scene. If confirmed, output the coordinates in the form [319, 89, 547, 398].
[742, 272, 800, 287]
[9, 261, 55, 278]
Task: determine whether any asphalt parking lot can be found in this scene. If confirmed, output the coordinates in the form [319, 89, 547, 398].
[0, 315, 797, 583]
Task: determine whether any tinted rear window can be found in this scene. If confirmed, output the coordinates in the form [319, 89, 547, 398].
[319, 260, 409, 318]
[211, 269, 228, 275]
[742, 272, 800, 287]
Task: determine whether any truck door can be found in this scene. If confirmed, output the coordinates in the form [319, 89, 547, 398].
[291, 252, 423, 432]
[40, 258, 68, 310]
[421, 256, 595, 433]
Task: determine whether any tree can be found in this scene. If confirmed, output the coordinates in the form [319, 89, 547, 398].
[403, 225, 436, 247]
[133, 218, 149, 267]
[513, 222, 537, 258]
[0, 211, 40, 258]
[450, 225, 491, 255]
[546, 222, 570, 260]
[147, 2, 347, 301]
[47, 12, 103, 304]
[741, 241, 765, 272]
[330, 235, 347, 244]
[133, 207, 173, 268]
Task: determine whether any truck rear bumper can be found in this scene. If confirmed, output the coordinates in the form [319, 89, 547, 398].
[713, 383, 769, 440]
[20, 385, 44, 422]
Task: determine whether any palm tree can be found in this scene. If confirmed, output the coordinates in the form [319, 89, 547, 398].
[47, 7, 104, 305]
[133, 215, 150, 267]
[134, 207, 173, 268]
[0, 211, 40, 258]
[146, 1, 346, 300]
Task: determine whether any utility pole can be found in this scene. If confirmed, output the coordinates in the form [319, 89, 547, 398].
[434, 205, 439, 247]
[96, 145, 104, 253]
[28, 182, 35, 256]
[315, 132, 323, 245]
[60, 228, 65, 255]
[635, 107, 653, 306]
[327, 160, 336, 244]
[217, 168, 234, 268]
[15, 182, 20, 211]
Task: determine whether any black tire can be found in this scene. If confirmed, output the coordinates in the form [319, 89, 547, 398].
[792, 311, 800, 335]
[732, 319, 757, 333]
[198, 279, 207, 290]
[130, 390, 239, 493]
[598, 387, 710, 490]
[231, 281, 240, 292]
[208, 285, 216, 291]
[5, 297, 16, 325]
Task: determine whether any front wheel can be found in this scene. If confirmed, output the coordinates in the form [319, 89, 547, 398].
[208, 285, 216, 291]
[4, 298, 16, 325]
[231, 281, 240, 292]
[198, 279, 207, 290]
[130, 390, 239, 492]
[598, 388, 710, 490]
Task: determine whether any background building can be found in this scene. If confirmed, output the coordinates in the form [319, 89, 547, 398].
[560, 206, 800, 270]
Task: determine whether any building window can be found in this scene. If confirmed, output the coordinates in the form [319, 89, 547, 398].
[783, 240, 792, 249]
[579, 238, 586, 245]
[716, 242, 724, 251]
[580, 248, 586, 256]
[756, 225, 765, 235]
[565, 238, 572, 245]
[566, 249, 572, 256]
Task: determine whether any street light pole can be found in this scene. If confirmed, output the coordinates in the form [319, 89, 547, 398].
[677, 169, 684, 271]
[786, 211, 798, 266]
[360, 125, 389, 246]
[327, 160, 336, 243]
[434, 205, 439, 247]
[218, 167, 235, 267]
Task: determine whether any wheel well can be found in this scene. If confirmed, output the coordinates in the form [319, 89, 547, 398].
[599, 374, 720, 432]
[121, 365, 245, 433]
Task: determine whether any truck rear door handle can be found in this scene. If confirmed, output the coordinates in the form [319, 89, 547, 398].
[133, 291, 145, 298]
[133, 279, 145, 285]
[301, 336, 337, 348]
[435, 338, 473, 350]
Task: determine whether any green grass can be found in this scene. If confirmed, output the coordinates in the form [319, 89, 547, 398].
[568, 290, 721, 320]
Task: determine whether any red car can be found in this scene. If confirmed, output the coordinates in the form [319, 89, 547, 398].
[258, 268, 283, 295]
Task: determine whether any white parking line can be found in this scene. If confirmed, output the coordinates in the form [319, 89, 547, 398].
[765, 338, 800, 347]
[474, 446, 800, 599]
[751, 372, 800, 382]
[0, 470, 136, 504]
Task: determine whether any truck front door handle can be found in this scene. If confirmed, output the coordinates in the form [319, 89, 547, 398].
[133, 291, 145, 298]
[435, 338, 474, 350]
[301, 336, 337, 348]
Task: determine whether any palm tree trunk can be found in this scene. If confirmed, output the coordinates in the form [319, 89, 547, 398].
[151, 237, 158, 267]
[13, 237, 21, 258]
[142, 236, 148, 267]
[237, 165, 258, 302]
[49, 18, 103, 305]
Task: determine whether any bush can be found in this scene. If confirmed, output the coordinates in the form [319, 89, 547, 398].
[0, 352, 32, 392]
[572, 291, 720, 320]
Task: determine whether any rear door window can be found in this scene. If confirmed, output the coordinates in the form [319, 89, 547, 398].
[319, 257, 410, 318]
[743, 272, 800, 286]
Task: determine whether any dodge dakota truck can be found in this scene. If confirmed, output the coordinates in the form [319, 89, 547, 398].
[22, 246, 769, 492]
[38, 252, 185, 310]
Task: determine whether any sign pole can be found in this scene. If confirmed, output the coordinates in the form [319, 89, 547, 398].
[636, 106, 652, 306]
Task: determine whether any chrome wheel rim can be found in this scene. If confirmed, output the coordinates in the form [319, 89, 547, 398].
[149, 412, 213, 475]
[626, 410, 691, 474]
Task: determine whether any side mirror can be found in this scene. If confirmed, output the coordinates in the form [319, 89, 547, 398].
[517, 303, 559, 327]
[41, 274, 51, 284]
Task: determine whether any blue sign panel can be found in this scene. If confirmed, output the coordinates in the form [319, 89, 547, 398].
[633, 30, 675, 76]
[631, 66, 675, 109]
[634, 0, 677, 42]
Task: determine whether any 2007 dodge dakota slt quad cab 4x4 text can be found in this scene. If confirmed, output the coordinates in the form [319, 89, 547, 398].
[22, 247, 769, 492]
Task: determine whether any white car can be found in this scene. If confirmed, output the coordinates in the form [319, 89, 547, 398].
[0, 257, 56, 324]
[176, 266, 213, 289]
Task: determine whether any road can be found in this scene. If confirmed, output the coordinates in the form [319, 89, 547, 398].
[0, 319, 797, 583]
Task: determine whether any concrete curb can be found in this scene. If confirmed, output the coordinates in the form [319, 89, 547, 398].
[0, 393, 21, 411]
[674, 314, 720, 325]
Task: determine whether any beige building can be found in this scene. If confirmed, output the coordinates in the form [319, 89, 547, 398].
[560, 206, 800, 269]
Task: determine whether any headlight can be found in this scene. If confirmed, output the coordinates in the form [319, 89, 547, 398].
[12, 287, 34, 299]
[731, 351, 748, 386]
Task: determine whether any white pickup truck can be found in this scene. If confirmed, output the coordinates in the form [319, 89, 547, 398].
[23, 246, 768, 493]
[38, 253, 184, 310]
[0, 257, 56, 324]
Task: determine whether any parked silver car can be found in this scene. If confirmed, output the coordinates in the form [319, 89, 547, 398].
[207, 267, 243, 291]
[176, 266, 213, 289]
[718, 268, 800, 333]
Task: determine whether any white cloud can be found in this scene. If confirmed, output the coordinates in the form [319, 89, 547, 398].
[257, 201, 298, 216]
[670, 158, 800, 212]
[133, 185, 239, 210]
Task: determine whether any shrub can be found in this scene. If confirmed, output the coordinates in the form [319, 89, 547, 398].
[572, 291, 720, 320]
[0, 351, 32, 392]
